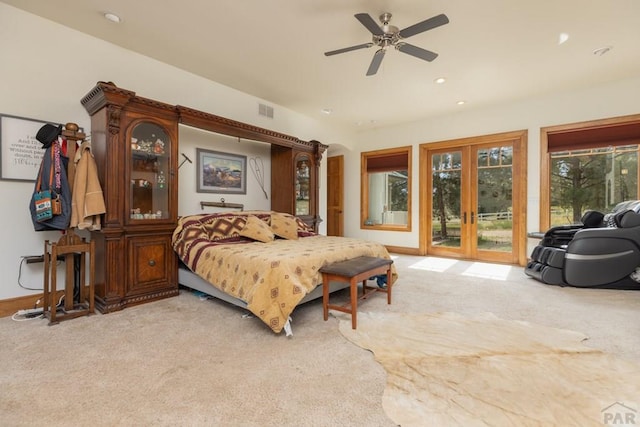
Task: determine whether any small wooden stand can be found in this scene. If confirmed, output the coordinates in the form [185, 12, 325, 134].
[43, 233, 95, 324]
[41, 123, 96, 325]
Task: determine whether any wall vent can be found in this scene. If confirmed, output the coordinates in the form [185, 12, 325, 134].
[258, 103, 274, 119]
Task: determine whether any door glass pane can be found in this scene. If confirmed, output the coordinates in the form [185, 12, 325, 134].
[549, 145, 638, 226]
[295, 155, 310, 215]
[431, 151, 462, 248]
[476, 146, 512, 252]
[130, 122, 170, 220]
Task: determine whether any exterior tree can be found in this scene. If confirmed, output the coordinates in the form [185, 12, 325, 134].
[551, 155, 607, 223]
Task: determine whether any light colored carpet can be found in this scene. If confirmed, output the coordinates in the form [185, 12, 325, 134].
[1, 254, 639, 426]
[338, 311, 640, 426]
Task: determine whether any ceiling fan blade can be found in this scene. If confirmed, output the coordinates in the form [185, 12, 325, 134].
[366, 49, 386, 76]
[355, 13, 384, 36]
[324, 43, 374, 56]
[398, 13, 449, 39]
[396, 43, 438, 62]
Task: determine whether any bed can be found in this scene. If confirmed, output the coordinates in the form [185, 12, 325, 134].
[172, 211, 397, 335]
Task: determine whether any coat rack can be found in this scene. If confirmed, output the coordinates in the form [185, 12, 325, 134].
[42, 123, 95, 325]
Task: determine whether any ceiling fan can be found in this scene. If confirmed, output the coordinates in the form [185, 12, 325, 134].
[324, 12, 449, 76]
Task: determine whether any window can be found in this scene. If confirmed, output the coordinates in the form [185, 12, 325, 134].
[540, 116, 640, 229]
[549, 146, 638, 225]
[361, 146, 411, 230]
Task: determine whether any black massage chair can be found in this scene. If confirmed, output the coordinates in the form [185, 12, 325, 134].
[525, 200, 640, 289]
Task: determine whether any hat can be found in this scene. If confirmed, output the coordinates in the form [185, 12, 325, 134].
[36, 123, 62, 148]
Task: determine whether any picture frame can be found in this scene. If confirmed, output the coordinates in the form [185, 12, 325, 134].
[196, 148, 247, 194]
[0, 114, 55, 182]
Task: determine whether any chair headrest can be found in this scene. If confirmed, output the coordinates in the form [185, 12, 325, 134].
[614, 209, 640, 228]
[580, 210, 604, 228]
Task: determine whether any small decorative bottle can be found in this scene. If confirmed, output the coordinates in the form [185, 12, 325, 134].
[157, 170, 165, 189]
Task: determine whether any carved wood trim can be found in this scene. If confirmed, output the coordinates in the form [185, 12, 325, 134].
[81, 82, 135, 114]
[177, 105, 309, 149]
[107, 105, 121, 135]
[81, 82, 327, 154]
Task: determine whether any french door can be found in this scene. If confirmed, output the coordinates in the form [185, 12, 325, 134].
[421, 131, 527, 265]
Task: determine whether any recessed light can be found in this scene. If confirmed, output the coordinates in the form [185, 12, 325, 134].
[321, 108, 332, 115]
[456, 100, 466, 105]
[593, 46, 612, 56]
[434, 77, 446, 84]
[558, 33, 569, 45]
[104, 12, 121, 23]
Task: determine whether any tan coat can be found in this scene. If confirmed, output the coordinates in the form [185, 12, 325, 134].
[70, 141, 106, 230]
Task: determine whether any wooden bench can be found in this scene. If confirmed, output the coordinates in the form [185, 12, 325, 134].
[320, 256, 394, 329]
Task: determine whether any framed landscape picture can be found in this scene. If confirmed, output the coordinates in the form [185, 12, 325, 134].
[196, 148, 247, 194]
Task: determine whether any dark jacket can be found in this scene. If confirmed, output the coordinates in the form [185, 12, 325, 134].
[29, 144, 72, 231]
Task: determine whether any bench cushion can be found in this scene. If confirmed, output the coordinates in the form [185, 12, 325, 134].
[319, 256, 393, 277]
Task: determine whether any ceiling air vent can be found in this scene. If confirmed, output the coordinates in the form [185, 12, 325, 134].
[258, 103, 274, 119]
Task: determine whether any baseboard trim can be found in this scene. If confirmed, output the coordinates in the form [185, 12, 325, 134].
[0, 293, 44, 318]
[385, 245, 420, 256]
[0, 291, 65, 318]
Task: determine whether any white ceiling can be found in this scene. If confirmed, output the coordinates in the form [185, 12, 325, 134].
[4, 0, 640, 132]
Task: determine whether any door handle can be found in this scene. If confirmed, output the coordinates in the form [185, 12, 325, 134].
[471, 212, 475, 224]
[463, 212, 467, 224]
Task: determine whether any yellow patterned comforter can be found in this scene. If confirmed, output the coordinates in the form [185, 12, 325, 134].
[173, 213, 397, 333]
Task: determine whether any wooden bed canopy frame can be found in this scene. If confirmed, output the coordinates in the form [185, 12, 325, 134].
[80, 81, 327, 312]
[81, 82, 327, 152]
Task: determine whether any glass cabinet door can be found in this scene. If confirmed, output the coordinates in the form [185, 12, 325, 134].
[295, 154, 311, 216]
[129, 122, 170, 221]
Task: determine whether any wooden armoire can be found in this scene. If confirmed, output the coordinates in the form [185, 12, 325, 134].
[81, 83, 179, 312]
[81, 82, 326, 312]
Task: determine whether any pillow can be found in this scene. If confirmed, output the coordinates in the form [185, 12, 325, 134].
[239, 215, 274, 243]
[201, 214, 248, 240]
[270, 212, 299, 240]
[294, 216, 315, 234]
